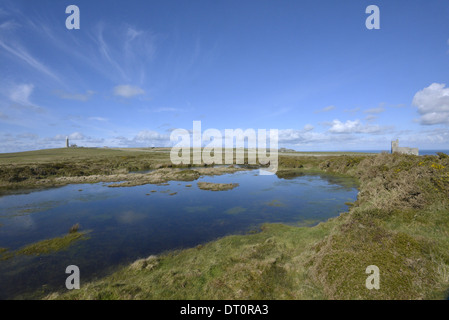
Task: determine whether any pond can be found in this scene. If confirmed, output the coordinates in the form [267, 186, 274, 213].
[0, 169, 358, 299]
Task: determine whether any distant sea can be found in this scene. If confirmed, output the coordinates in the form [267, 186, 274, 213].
[342, 150, 449, 156]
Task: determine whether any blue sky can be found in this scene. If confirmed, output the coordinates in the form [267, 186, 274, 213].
[1, 0, 449, 152]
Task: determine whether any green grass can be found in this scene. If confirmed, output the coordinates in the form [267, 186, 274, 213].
[0, 148, 175, 194]
[16, 231, 88, 256]
[1, 229, 89, 261]
[48, 223, 331, 300]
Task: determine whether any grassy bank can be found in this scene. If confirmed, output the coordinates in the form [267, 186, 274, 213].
[34, 150, 448, 300]
[0, 148, 175, 194]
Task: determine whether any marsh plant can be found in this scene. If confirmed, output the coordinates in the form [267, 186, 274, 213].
[69, 223, 80, 234]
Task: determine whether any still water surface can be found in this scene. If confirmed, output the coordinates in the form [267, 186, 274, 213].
[0, 170, 358, 299]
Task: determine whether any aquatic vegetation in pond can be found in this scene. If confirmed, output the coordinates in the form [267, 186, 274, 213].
[197, 182, 239, 191]
[266, 199, 286, 207]
[0, 247, 13, 261]
[225, 206, 247, 215]
[0, 230, 89, 260]
[7, 200, 67, 218]
[16, 231, 88, 256]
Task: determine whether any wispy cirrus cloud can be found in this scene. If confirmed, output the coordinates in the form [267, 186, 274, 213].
[8, 83, 45, 113]
[55, 90, 95, 102]
[153, 107, 181, 112]
[88, 116, 108, 122]
[314, 105, 335, 113]
[0, 20, 18, 30]
[363, 107, 385, 114]
[95, 23, 129, 82]
[113, 85, 145, 98]
[343, 107, 360, 113]
[0, 39, 60, 82]
[92, 23, 157, 84]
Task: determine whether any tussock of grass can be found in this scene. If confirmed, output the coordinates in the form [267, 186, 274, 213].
[17, 230, 88, 256]
[197, 182, 239, 191]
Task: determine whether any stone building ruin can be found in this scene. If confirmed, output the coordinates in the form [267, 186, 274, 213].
[391, 139, 419, 155]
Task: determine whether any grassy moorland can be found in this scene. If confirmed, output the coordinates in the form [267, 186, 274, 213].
[1, 148, 448, 299]
[0, 148, 174, 194]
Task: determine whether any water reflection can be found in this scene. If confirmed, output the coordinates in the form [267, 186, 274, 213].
[0, 169, 358, 299]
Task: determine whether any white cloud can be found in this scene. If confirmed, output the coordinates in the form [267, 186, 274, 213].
[69, 132, 85, 140]
[9, 83, 34, 105]
[57, 90, 95, 101]
[327, 119, 387, 134]
[328, 119, 361, 133]
[363, 107, 385, 114]
[365, 114, 377, 121]
[303, 124, 314, 132]
[154, 107, 180, 112]
[344, 107, 360, 113]
[113, 85, 145, 98]
[88, 116, 108, 122]
[135, 130, 168, 142]
[50, 132, 85, 141]
[111, 130, 171, 148]
[412, 83, 449, 125]
[314, 105, 335, 113]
